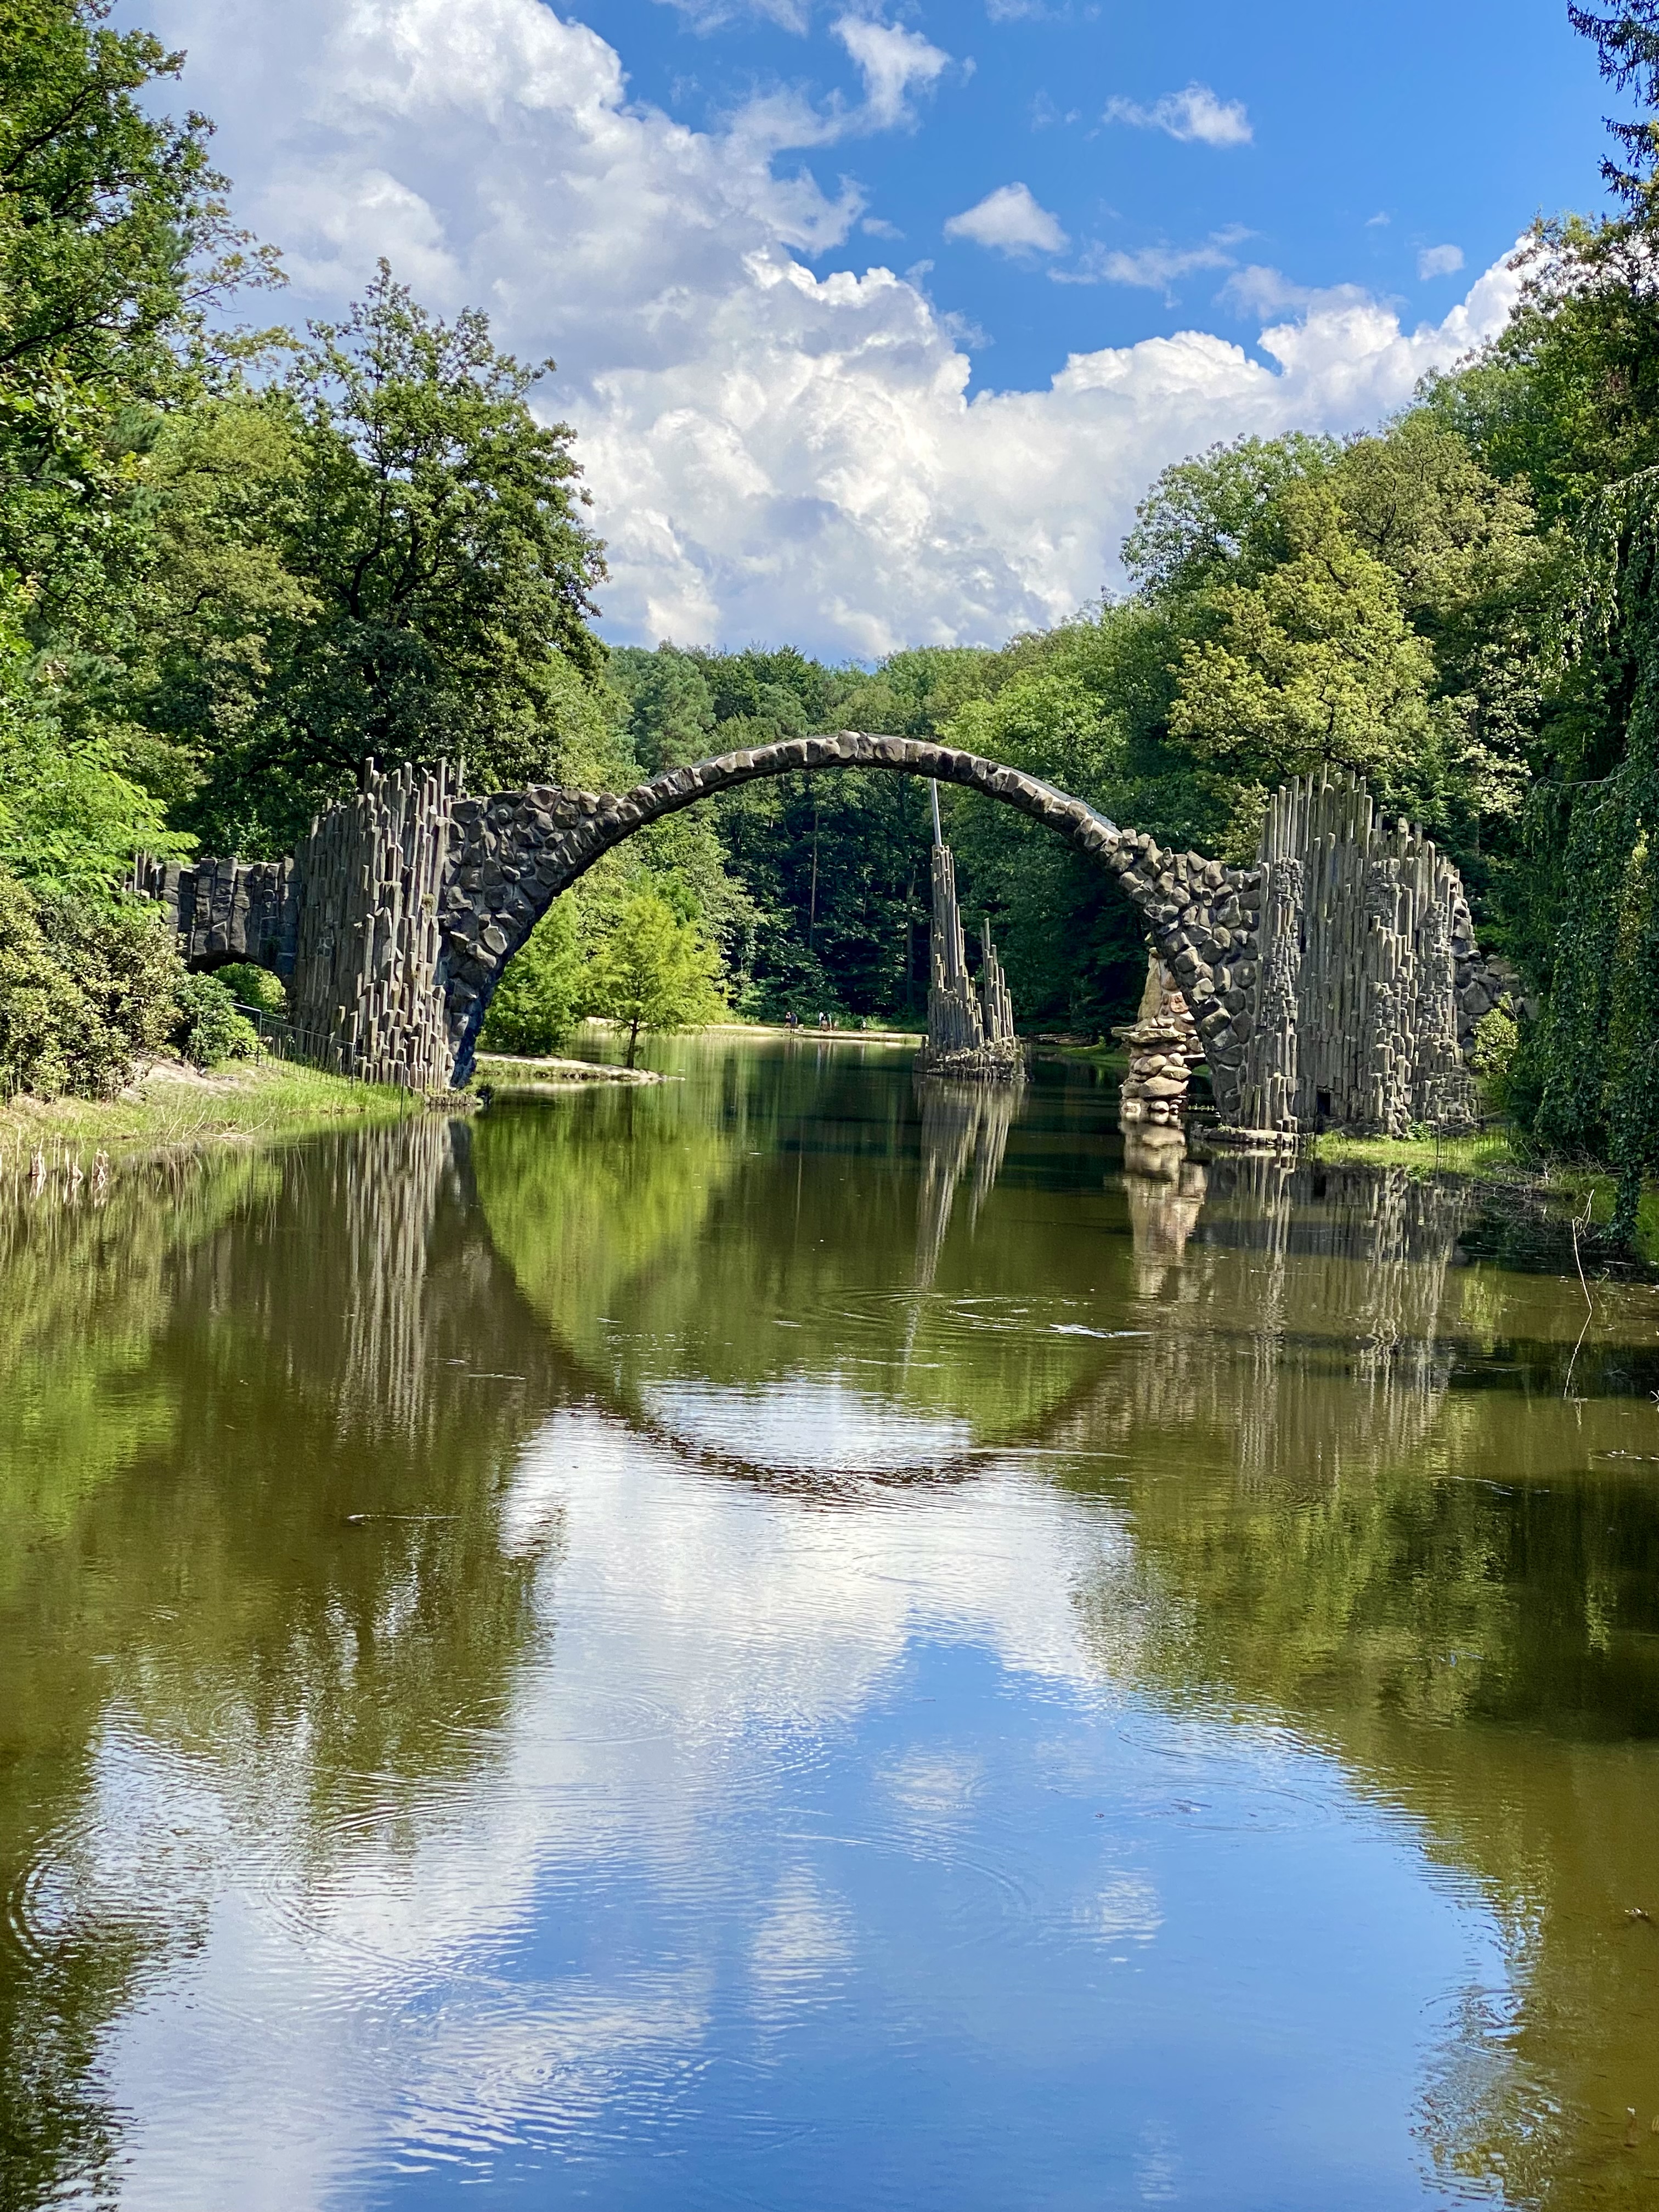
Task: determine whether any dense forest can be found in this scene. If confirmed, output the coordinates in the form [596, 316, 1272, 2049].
[7, 0, 1659, 1214]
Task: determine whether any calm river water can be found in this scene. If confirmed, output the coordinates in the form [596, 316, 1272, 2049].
[3, 1037, 1658, 2210]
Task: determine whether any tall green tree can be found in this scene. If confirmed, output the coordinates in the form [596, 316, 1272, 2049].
[177, 267, 610, 853]
[1414, 0, 1659, 1221]
[0, 0, 263, 888]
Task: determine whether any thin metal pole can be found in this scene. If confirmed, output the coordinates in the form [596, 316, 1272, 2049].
[808, 800, 819, 949]
[930, 780, 943, 847]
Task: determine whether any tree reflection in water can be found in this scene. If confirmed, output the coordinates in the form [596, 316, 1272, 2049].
[3, 1060, 1659, 2207]
[0, 1119, 567, 2209]
[1070, 1135, 1659, 2203]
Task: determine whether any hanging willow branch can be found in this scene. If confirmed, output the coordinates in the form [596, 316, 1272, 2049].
[1532, 464, 1659, 1235]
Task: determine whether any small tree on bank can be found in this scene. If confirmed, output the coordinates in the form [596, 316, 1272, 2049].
[589, 892, 724, 1068]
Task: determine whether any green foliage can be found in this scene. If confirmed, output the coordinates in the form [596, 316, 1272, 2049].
[1407, 5, 1659, 1227]
[0, 1, 266, 400]
[169, 970, 256, 1066]
[1470, 1006, 1520, 1114]
[0, 0, 262, 893]
[1130, 424, 1549, 876]
[1123, 433, 1339, 598]
[0, 711, 188, 891]
[1522, 475, 1659, 1223]
[173, 268, 609, 852]
[480, 900, 584, 1056]
[945, 660, 1144, 1024]
[38, 889, 180, 1090]
[0, 864, 180, 1097]
[0, 866, 73, 1096]
[1567, 0, 1659, 215]
[588, 891, 725, 1067]
[213, 961, 286, 1017]
[1168, 481, 1441, 844]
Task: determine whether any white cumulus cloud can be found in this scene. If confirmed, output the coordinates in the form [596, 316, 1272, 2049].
[944, 182, 1069, 255]
[833, 15, 951, 131]
[1104, 82, 1253, 148]
[1418, 242, 1466, 279]
[137, 0, 1521, 658]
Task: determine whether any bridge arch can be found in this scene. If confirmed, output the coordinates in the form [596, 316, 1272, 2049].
[143, 744, 1502, 1135]
[438, 731, 1256, 1096]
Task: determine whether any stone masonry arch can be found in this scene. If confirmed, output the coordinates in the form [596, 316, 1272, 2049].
[142, 741, 1513, 1135]
[440, 732, 1238, 1090]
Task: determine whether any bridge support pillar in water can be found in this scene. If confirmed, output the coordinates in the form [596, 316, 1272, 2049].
[1115, 958, 1203, 1129]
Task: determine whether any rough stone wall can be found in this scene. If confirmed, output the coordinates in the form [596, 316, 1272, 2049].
[135, 855, 298, 974]
[979, 917, 1017, 1051]
[1235, 772, 1477, 1137]
[289, 761, 456, 1088]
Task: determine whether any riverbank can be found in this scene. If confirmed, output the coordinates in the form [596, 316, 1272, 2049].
[700, 1020, 925, 1046]
[1311, 1126, 1521, 1178]
[0, 1056, 421, 1180]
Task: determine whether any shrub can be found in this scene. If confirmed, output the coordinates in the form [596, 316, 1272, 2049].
[215, 961, 289, 1018]
[1, 870, 187, 1099]
[0, 868, 77, 1098]
[170, 973, 258, 1069]
[1471, 1005, 1520, 1116]
[38, 894, 185, 1095]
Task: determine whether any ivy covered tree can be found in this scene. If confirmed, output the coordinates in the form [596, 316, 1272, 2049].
[1412, 0, 1659, 1225]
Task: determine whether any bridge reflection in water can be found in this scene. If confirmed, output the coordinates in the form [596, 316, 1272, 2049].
[2, 1054, 1657, 2208]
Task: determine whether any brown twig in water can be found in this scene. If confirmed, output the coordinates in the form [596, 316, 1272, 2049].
[1564, 1193, 1595, 1400]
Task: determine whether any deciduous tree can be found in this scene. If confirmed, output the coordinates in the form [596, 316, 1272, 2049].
[589, 891, 724, 1068]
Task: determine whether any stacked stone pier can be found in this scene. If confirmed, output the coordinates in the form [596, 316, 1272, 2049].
[139, 740, 1519, 1134]
[1115, 960, 1204, 1127]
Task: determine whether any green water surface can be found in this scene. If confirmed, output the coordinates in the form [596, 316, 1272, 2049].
[2, 1036, 1657, 2210]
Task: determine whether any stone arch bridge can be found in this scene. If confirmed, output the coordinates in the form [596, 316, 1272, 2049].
[140, 733, 1512, 1136]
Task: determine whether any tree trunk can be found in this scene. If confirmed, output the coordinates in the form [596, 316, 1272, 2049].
[627, 1015, 641, 1069]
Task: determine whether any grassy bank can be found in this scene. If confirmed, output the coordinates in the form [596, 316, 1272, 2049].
[1311, 1126, 1522, 1178]
[0, 1055, 422, 1180]
[476, 1052, 665, 1088]
[1046, 1041, 1131, 1073]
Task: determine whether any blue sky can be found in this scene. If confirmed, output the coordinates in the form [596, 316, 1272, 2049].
[140, 0, 1623, 654]
[574, 0, 1615, 391]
